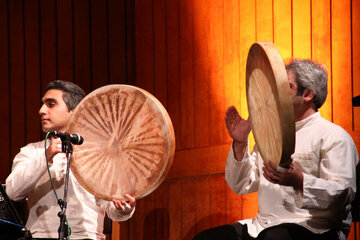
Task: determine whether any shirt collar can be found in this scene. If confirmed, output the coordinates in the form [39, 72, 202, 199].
[295, 111, 320, 131]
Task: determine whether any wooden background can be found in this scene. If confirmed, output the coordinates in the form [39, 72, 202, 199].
[0, 0, 359, 239]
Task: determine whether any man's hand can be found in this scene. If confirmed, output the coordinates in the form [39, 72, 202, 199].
[225, 106, 251, 143]
[46, 138, 63, 164]
[225, 106, 251, 161]
[262, 160, 304, 191]
[113, 194, 136, 215]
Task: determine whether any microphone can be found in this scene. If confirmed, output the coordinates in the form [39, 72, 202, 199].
[49, 131, 84, 145]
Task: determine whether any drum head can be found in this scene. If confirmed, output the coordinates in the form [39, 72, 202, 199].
[246, 42, 295, 168]
[67, 85, 175, 201]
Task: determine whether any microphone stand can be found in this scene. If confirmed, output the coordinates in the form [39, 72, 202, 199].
[58, 137, 73, 240]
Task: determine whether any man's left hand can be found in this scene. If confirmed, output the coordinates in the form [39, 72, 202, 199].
[112, 194, 136, 215]
[263, 160, 304, 191]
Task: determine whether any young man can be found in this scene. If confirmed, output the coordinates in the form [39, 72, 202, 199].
[194, 59, 359, 240]
[6, 80, 136, 240]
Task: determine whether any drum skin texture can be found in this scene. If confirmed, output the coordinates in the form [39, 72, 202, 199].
[246, 41, 295, 168]
[67, 85, 175, 201]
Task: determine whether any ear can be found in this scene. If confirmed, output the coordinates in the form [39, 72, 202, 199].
[303, 89, 315, 103]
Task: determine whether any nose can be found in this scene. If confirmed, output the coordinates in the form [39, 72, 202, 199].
[39, 104, 47, 116]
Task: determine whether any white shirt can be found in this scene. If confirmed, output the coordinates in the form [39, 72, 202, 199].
[225, 112, 358, 240]
[6, 140, 134, 240]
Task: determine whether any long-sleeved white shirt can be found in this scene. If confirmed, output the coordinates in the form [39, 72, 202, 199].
[6, 139, 134, 240]
[225, 112, 359, 240]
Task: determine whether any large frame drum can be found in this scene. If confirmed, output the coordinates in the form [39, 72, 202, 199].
[67, 85, 175, 201]
[246, 42, 295, 168]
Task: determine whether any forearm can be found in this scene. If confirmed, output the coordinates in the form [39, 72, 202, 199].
[225, 144, 259, 194]
[233, 141, 247, 161]
[6, 147, 48, 201]
[97, 198, 135, 222]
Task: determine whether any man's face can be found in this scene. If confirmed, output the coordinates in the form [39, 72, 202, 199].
[287, 70, 303, 109]
[39, 89, 73, 133]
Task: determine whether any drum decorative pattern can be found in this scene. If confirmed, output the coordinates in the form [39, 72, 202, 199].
[68, 85, 175, 201]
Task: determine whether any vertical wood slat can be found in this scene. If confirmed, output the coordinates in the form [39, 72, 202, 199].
[169, 181, 182, 240]
[208, 0, 226, 146]
[24, 0, 41, 144]
[332, 0, 352, 131]
[134, 0, 154, 92]
[193, 0, 210, 148]
[56, 0, 73, 82]
[238, 0, 255, 119]
[255, 0, 273, 42]
[0, 0, 10, 181]
[91, 0, 108, 89]
[125, 0, 136, 85]
[195, 176, 211, 234]
[9, 0, 25, 161]
[143, 192, 156, 240]
[210, 175, 226, 228]
[179, 0, 194, 150]
[239, 0, 256, 149]
[153, 0, 166, 107]
[353, 0, 360, 131]
[311, 0, 332, 121]
[273, 0, 292, 60]
[181, 178, 196, 240]
[155, 183, 169, 240]
[73, 0, 91, 93]
[40, 0, 56, 88]
[166, 0, 181, 149]
[292, 0, 311, 59]
[223, 0, 240, 145]
[108, 0, 127, 85]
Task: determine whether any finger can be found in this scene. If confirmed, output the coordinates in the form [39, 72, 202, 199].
[112, 199, 124, 210]
[268, 160, 277, 171]
[124, 194, 136, 206]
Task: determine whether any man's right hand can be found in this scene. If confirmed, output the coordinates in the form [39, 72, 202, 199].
[225, 106, 251, 143]
[225, 106, 251, 161]
[46, 138, 63, 164]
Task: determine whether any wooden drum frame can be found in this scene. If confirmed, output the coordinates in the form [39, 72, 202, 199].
[67, 85, 175, 201]
[246, 42, 295, 168]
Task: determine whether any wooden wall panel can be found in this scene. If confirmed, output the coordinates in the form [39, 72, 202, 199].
[73, 0, 91, 93]
[312, 0, 332, 121]
[179, 0, 195, 150]
[166, 0, 181, 150]
[134, 0, 154, 93]
[239, 0, 255, 118]
[274, 0, 292, 59]
[91, 0, 108, 89]
[9, 0, 25, 162]
[223, 0, 240, 128]
[0, 0, 10, 179]
[56, 0, 73, 82]
[255, 0, 273, 42]
[195, 176, 211, 233]
[40, 0, 57, 89]
[208, 0, 226, 146]
[24, 0, 41, 144]
[332, 0, 353, 131]
[193, 0, 210, 148]
[108, 0, 127, 85]
[292, 0, 311, 59]
[353, 0, 360, 131]
[1, 0, 360, 239]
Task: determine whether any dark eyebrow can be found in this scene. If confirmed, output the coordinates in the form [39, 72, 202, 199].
[41, 98, 58, 105]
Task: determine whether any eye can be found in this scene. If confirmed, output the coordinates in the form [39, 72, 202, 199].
[47, 102, 56, 108]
